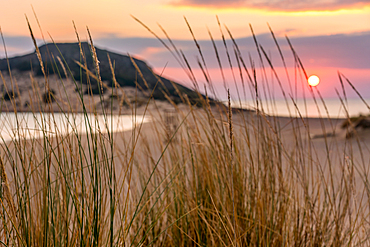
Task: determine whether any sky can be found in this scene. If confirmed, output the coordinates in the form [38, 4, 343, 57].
[0, 0, 369, 100]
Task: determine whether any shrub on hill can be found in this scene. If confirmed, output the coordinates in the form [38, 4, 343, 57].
[42, 89, 56, 104]
[3, 90, 19, 101]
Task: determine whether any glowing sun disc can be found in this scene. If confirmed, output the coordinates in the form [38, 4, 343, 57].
[308, 75, 320, 87]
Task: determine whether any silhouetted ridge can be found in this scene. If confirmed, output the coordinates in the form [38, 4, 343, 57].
[0, 42, 209, 104]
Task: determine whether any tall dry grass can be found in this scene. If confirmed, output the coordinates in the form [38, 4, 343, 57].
[0, 16, 369, 246]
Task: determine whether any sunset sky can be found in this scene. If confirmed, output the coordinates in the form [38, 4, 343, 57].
[0, 0, 369, 99]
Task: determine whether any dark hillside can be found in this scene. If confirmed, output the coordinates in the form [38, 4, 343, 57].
[0, 42, 208, 104]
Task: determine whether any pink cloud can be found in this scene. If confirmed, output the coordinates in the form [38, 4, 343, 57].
[154, 65, 370, 100]
[171, 0, 370, 11]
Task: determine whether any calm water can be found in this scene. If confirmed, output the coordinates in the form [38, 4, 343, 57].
[232, 98, 370, 118]
[0, 113, 150, 142]
[1, 98, 368, 142]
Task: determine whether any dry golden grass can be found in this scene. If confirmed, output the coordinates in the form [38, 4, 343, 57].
[0, 17, 369, 246]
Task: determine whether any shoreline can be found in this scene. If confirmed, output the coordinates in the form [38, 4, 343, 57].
[1, 101, 370, 244]
[0, 104, 359, 143]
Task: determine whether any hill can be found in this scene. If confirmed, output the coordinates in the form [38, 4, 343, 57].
[0, 42, 206, 106]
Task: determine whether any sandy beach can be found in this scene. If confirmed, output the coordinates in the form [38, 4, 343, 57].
[3, 101, 370, 194]
[1, 98, 370, 245]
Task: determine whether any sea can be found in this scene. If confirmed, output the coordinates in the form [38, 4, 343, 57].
[0, 113, 150, 142]
[0, 98, 368, 142]
[232, 98, 370, 118]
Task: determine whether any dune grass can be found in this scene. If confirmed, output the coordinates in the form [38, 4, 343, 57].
[0, 17, 369, 246]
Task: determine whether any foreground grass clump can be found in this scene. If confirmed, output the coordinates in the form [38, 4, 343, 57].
[0, 18, 370, 246]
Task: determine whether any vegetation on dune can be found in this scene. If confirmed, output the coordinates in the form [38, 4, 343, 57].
[0, 16, 369, 246]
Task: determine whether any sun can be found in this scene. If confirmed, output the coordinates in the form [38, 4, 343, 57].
[308, 75, 320, 87]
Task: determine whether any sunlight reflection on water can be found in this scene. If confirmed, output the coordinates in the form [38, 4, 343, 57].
[233, 98, 370, 118]
[0, 113, 150, 142]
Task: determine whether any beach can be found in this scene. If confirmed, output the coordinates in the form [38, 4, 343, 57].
[1, 98, 370, 245]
